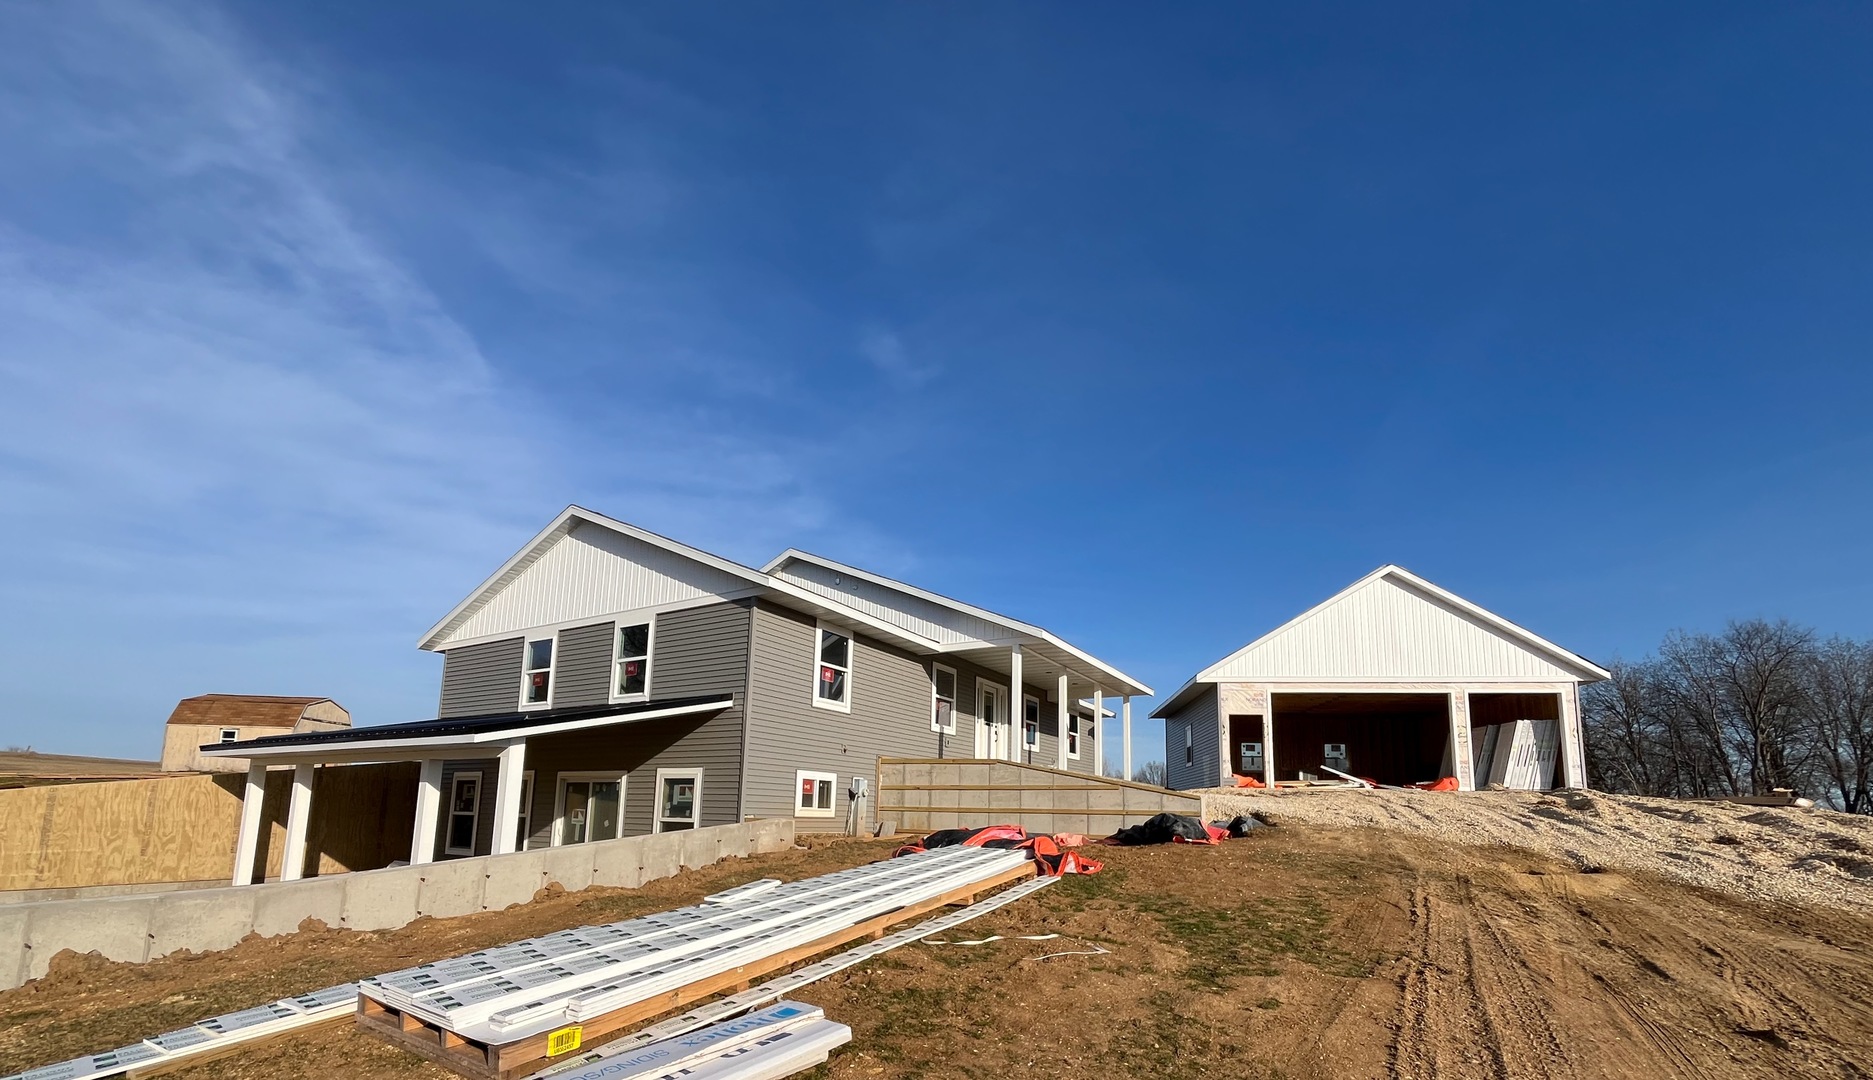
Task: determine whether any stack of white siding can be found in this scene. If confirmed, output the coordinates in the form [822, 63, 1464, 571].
[1472, 719, 1560, 790]
[362, 845, 1030, 1046]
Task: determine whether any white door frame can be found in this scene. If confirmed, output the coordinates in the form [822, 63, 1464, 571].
[444, 771, 483, 856]
[552, 771, 627, 846]
[974, 679, 1010, 760]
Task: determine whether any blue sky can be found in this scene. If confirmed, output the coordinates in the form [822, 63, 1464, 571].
[1, 3, 1869, 763]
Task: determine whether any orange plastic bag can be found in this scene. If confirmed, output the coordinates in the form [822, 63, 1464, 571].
[1233, 773, 1266, 789]
[1413, 776, 1459, 792]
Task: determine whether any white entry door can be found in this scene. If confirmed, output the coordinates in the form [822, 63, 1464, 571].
[975, 682, 1010, 759]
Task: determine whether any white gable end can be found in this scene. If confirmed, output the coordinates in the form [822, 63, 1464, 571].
[437, 521, 754, 646]
[772, 561, 1012, 646]
[1206, 575, 1583, 682]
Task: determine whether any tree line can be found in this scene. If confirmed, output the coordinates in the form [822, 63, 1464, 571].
[1583, 618, 1873, 813]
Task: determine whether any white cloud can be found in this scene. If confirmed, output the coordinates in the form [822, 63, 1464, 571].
[858, 325, 938, 386]
[0, 2, 850, 749]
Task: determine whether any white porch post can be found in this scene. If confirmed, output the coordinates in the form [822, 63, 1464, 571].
[1092, 689, 1104, 777]
[280, 763, 315, 882]
[411, 758, 444, 865]
[231, 760, 268, 887]
[1056, 674, 1070, 770]
[1006, 645, 1023, 763]
[1122, 696, 1134, 782]
[491, 742, 528, 856]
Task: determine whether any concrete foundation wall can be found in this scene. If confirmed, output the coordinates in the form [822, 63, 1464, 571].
[877, 757, 1203, 837]
[0, 818, 794, 990]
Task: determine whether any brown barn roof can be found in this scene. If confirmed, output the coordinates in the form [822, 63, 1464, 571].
[165, 694, 333, 728]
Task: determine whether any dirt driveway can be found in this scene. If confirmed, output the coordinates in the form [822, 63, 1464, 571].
[2, 826, 1869, 1080]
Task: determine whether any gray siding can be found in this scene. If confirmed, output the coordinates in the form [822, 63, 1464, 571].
[438, 638, 525, 718]
[1164, 689, 1220, 791]
[519, 600, 751, 846]
[745, 601, 939, 833]
[554, 621, 614, 708]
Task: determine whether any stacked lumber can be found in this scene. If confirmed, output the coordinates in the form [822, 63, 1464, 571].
[357, 845, 1035, 1078]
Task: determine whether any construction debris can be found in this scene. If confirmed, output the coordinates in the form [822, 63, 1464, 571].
[2, 983, 357, 1080]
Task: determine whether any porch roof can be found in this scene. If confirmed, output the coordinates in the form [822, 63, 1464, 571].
[198, 694, 733, 763]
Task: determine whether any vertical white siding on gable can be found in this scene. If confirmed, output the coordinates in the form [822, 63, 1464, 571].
[1208, 576, 1581, 681]
[440, 523, 753, 646]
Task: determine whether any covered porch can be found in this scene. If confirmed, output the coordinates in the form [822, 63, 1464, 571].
[941, 638, 1151, 779]
[203, 696, 732, 887]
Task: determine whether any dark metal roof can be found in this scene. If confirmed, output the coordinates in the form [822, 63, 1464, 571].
[202, 694, 733, 753]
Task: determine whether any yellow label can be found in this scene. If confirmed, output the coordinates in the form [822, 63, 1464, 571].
[546, 1026, 583, 1057]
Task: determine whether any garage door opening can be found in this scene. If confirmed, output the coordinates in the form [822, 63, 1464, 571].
[1268, 693, 1451, 786]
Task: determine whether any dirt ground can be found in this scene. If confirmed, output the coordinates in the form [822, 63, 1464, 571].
[3, 825, 1871, 1080]
[1202, 787, 1873, 912]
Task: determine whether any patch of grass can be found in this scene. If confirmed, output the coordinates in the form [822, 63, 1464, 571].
[1135, 891, 1374, 990]
[1051, 863, 1129, 906]
[1256, 997, 1282, 1009]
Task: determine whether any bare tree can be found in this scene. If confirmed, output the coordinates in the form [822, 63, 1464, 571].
[1583, 659, 1664, 794]
[1132, 760, 1168, 787]
[1809, 637, 1873, 813]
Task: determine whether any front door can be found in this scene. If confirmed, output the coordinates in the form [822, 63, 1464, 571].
[976, 682, 1010, 759]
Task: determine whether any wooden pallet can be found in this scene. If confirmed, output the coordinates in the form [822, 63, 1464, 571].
[355, 860, 1035, 1080]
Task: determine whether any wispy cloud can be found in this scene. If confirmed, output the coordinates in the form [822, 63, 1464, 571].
[858, 325, 939, 386]
[0, 2, 848, 748]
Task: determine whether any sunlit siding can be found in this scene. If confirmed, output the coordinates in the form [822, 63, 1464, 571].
[437, 521, 753, 646]
[1208, 576, 1580, 681]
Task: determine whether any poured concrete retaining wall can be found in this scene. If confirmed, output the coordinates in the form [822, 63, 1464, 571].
[877, 757, 1203, 836]
[0, 818, 794, 990]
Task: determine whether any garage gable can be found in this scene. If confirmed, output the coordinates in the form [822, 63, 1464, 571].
[1200, 566, 1607, 683]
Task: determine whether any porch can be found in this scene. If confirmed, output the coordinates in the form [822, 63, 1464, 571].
[203, 695, 733, 887]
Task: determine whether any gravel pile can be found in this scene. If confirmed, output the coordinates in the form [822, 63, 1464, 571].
[1198, 786, 1873, 912]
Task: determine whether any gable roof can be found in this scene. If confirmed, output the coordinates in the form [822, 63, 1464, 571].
[765, 549, 1152, 697]
[419, 506, 770, 650]
[1154, 565, 1609, 716]
[166, 694, 337, 728]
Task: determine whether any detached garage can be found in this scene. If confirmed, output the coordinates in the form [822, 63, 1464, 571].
[1156, 566, 1609, 791]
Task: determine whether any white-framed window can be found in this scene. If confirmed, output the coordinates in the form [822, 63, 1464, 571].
[218, 728, 239, 743]
[1185, 726, 1193, 765]
[515, 771, 534, 851]
[520, 636, 556, 710]
[812, 624, 851, 712]
[1022, 695, 1040, 750]
[930, 664, 957, 734]
[554, 772, 624, 845]
[654, 769, 702, 832]
[611, 620, 652, 702]
[1068, 715, 1083, 759]
[445, 771, 482, 856]
[795, 770, 837, 818]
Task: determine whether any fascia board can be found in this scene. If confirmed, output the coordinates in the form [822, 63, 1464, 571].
[198, 700, 729, 761]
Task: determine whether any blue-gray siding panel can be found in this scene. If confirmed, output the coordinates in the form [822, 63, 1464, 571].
[554, 622, 615, 708]
[438, 638, 525, 718]
[1164, 689, 1220, 791]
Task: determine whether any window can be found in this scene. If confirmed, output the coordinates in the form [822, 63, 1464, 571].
[812, 624, 851, 711]
[654, 769, 701, 832]
[218, 728, 239, 743]
[795, 770, 837, 818]
[1022, 696, 1040, 750]
[515, 771, 534, 851]
[930, 665, 957, 734]
[520, 637, 555, 709]
[556, 773, 623, 845]
[445, 772, 481, 856]
[1067, 715, 1082, 759]
[612, 621, 652, 700]
[1185, 726, 1194, 765]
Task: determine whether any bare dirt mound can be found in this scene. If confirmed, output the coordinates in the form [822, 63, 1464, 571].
[1200, 788, 1873, 912]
